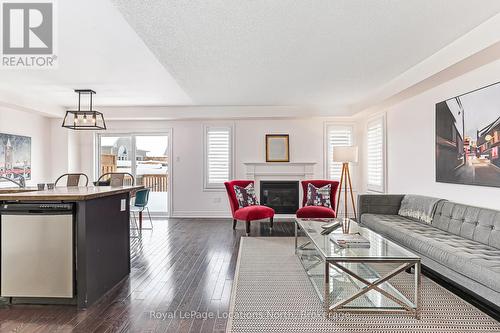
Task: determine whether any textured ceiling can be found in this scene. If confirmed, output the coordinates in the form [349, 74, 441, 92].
[111, 0, 500, 111]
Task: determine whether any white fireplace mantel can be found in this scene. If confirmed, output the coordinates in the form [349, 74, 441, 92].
[243, 162, 316, 179]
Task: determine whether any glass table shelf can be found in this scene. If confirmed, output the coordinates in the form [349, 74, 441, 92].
[295, 218, 421, 318]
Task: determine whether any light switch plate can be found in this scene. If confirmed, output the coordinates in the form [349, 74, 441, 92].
[120, 199, 126, 211]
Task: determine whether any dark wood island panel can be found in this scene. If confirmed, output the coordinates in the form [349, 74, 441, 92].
[76, 192, 131, 307]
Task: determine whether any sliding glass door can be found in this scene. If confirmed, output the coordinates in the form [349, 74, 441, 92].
[135, 135, 169, 214]
[97, 133, 170, 216]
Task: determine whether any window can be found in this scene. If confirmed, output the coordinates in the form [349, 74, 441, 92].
[204, 125, 233, 189]
[325, 124, 353, 180]
[366, 115, 386, 193]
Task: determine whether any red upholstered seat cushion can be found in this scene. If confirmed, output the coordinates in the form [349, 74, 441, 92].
[296, 206, 336, 219]
[234, 205, 275, 221]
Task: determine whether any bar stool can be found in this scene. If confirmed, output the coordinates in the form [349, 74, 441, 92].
[95, 172, 135, 186]
[130, 188, 153, 231]
[54, 173, 89, 187]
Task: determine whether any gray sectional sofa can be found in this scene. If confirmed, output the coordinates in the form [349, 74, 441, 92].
[358, 194, 500, 308]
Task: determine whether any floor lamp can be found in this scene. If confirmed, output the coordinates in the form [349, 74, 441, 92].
[332, 146, 358, 221]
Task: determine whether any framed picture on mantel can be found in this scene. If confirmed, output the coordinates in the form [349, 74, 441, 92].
[266, 134, 289, 162]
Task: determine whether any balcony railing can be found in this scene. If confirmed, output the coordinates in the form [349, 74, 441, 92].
[101, 154, 117, 174]
[141, 174, 167, 192]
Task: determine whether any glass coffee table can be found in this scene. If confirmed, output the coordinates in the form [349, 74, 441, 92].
[295, 218, 421, 318]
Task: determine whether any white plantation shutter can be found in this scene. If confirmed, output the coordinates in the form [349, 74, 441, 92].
[326, 125, 353, 180]
[367, 116, 385, 192]
[205, 126, 232, 188]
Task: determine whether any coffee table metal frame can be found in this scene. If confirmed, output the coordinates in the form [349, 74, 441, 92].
[295, 219, 421, 319]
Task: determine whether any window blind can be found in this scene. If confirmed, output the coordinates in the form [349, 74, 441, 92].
[367, 117, 385, 192]
[205, 126, 232, 188]
[326, 125, 353, 180]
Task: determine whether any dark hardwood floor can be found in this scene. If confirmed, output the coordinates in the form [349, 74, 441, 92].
[0, 219, 294, 333]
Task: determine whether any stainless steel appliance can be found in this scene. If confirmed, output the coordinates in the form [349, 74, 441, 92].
[0, 203, 74, 298]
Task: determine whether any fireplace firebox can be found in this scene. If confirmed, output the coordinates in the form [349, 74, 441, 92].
[260, 181, 299, 214]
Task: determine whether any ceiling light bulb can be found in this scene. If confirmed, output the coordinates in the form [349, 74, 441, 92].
[83, 114, 88, 123]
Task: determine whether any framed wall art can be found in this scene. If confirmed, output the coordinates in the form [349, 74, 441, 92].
[436, 81, 500, 187]
[0, 133, 31, 182]
[266, 134, 289, 162]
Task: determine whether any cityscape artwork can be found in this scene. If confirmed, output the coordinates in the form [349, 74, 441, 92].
[0, 133, 31, 182]
[436, 81, 500, 187]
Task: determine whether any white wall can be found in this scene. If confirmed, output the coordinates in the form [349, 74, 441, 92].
[0, 107, 52, 186]
[49, 118, 81, 181]
[0, 108, 78, 187]
[361, 59, 500, 210]
[67, 130, 81, 172]
[78, 116, 359, 218]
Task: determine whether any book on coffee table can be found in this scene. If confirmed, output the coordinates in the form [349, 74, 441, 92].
[300, 218, 337, 223]
[330, 233, 370, 248]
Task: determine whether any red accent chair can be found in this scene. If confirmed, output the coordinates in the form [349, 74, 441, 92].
[224, 180, 275, 235]
[296, 180, 340, 218]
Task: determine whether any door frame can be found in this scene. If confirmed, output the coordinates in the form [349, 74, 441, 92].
[95, 130, 173, 217]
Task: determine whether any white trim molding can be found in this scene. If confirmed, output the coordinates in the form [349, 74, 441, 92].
[243, 162, 316, 180]
[171, 210, 231, 218]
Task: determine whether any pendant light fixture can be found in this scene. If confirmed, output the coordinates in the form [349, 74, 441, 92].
[62, 89, 106, 130]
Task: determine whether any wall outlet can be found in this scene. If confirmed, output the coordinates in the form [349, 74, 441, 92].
[120, 199, 126, 211]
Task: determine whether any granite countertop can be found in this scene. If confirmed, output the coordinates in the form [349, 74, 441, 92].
[0, 186, 144, 201]
[0, 187, 39, 194]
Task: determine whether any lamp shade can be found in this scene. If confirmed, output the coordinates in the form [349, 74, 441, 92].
[332, 146, 358, 163]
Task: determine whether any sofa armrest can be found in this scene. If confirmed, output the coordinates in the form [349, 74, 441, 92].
[357, 194, 405, 223]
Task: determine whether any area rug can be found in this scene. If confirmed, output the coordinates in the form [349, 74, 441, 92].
[227, 237, 500, 333]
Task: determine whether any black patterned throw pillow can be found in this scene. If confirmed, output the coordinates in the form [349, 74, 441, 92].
[305, 183, 332, 208]
[234, 184, 259, 208]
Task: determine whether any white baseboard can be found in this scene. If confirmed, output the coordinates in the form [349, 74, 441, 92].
[273, 214, 296, 221]
[171, 210, 232, 218]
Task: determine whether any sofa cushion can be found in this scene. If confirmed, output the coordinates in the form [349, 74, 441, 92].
[433, 201, 500, 249]
[361, 214, 500, 292]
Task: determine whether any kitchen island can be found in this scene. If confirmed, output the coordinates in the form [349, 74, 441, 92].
[0, 186, 143, 308]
